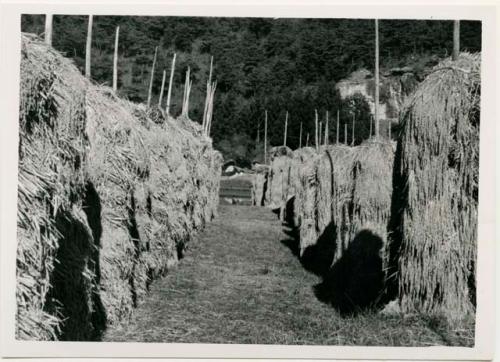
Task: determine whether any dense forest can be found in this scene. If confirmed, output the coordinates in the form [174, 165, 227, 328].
[21, 15, 481, 164]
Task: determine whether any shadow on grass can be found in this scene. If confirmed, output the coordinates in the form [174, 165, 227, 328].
[280, 209, 386, 316]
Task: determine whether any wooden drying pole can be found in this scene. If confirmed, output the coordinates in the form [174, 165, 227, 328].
[319, 121, 322, 149]
[344, 123, 347, 146]
[147, 46, 158, 108]
[283, 111, 288, 147]
[44, 14, 53, 46]
[453, 20, 460, 61]
[158, 69, 167, 107]
[299, 122, 303, 148]
[165, 53, 177, 117]
[206, 81, 217, 136]
[351, 113, 355, 146]
[264, 110, 268, 164]
[203, 56, 214, 131]
[85, 15, 93, 79]
[374, 18, 380, 137]
[181, 67, 192, 117]
[324, 111, 329, 146]
[314, 109, 319, 151]
[336, 110, 339, 144]
[113, 26, 120, 92]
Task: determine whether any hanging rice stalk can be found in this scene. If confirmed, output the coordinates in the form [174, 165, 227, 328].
[17, 34, 223, 341]
[391, 52, 480, 321]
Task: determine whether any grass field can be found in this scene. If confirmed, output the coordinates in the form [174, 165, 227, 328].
[103, 205, 474, 346]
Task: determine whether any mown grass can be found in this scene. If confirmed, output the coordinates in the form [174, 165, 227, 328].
[103, 205, 474, 346]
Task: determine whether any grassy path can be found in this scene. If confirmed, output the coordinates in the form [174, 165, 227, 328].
[103, 205, 470, 346]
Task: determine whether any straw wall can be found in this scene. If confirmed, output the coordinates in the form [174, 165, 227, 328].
[391, 53, 480, 320]
[16, 34, 222, 340]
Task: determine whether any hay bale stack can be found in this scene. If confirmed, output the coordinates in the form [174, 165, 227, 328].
[314, 145, 353, 260]
[393, 53, 480, 320]
[296, 150, 321, 253]
[290, 147, 317, 229]
[17, 34, 221, 340]
[17, 34, 97, 340]
[266, 146, 294, 210]
[252, 168, 269, 206]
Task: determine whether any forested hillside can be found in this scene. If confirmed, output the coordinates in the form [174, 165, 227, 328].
[21, 15, 481, 164]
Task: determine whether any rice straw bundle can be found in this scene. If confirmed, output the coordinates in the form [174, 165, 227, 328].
[17, 34, 222, 340]
[392, 53, 480, 320]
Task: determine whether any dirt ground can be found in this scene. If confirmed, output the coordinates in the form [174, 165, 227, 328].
[103, 205, 473, 346]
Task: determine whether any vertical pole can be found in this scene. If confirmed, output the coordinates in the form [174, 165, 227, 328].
[453, 20, 460, 61]
[44, 14, 53, 46]
[351, 113, 355, 146]
[283, 111, 288, 147]
[336, 110, 339, 144]
[299, 122, 303, 148]
[344, 123, 347, 146]
[166, 53, 177, 116]
[264, 110, 268, 164]
[85, 15, 93, 79]
[315, 109, 319, 152]
[370, 115, 373, 137]
[158, 70, 167, 107]
[306, 133, 310, 147]
[374, 18, 380, 137]
[147, 46, 158, 108]
[113, 26, 120, 92]
[319, 121, 322, 149]
[324, 110, 329, 146]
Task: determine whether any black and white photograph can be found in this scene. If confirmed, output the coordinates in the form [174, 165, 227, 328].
[0, 1, 497, 360]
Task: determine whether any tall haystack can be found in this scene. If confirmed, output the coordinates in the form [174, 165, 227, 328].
[391, 53, 480, 320]
[266, 146, 294, 211]
[291, 147, 317, 229]
[17, 34, 222, 340]
[252, 167, 269, 207]
[17, 34, 97, 340]
[304, 140, 394, 313]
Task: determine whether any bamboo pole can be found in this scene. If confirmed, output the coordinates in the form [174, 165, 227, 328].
[203, 56, 214, 129]
[264, 110, 268, 164]
[44, 14, 53, 46]
[207, 81, 217, 136]
[113, 26, 119, 92]
[351, 113, 355, 146]
[315, 109, 319, 151]
[182, 67, 192, 117]
[299, 122, 303, 148]
[374, 18, 380, 137]
[147, 46, 158, 108]
[319, 121, 322, 149]
[283, 111, 288, 147]
[336, 110, 339, 144]
[453, 20, 460, 61]
[344, 123, 347, 146]
[158, 69, 167, 107]
[324, 110, 329, 146]
[85, 15, 93, 79]
[166, 53, 176, 117]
